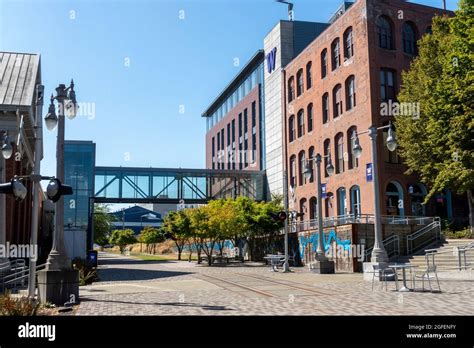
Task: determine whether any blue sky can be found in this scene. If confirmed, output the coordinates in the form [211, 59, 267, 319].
[0, 0, 458, 181]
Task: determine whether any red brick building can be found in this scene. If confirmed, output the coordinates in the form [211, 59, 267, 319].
[283, 0, 467, 224]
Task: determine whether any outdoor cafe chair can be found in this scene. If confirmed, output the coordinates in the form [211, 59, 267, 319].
[413, 252, 441, 292]
[371, 264, 399, 291]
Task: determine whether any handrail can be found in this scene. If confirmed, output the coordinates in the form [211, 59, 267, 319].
[457, 241, 474, 270]
[406, 220, 441, 255]
[290, 214, 439, 233]
[364, 234, 400, 262]
[1, 263, 46, 290]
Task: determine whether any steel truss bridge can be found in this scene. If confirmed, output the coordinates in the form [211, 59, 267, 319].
[93, 166, 267, 204]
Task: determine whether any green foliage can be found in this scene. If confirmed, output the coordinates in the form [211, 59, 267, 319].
[394, 2, 473, 218]
[162, 211, 192, 260]
[93, 204, 115, 247]
[72, 257, 99, 286]
[139, 226, 166, 245]
[443, 227, 473, 239]
[109, 229, 137, 253]
[0, 292, 39, 316]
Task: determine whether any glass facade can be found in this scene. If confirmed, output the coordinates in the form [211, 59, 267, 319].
[63, 141, 96, 230]
[206, 62, 264, 131]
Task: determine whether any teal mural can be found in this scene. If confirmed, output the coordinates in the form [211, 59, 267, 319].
[298, 230, 351, 259]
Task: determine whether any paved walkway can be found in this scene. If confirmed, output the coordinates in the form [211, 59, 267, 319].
[75, 252, 474, 315]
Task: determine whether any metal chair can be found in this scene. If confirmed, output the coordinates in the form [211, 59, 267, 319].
[371, 264, 399, 291]
[413, 252, 441, 292]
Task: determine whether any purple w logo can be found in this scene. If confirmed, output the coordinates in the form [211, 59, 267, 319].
[266, 47, 277, 73]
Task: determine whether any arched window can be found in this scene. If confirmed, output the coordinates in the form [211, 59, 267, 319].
[335, 132, 344, 174]
[386, 181, 405, 217]
[308, 146, 315, 183]
[325, 192, 334, 218]
[403, 22, 417, 55]
[288, 115, 295, 142]
[323, 139, 330, 178]
[307, 103, 313, 133]
[296, 68, 304, 96]
[345, 75, 356, 110]
[288, 76, 295, 102]
[298, 150, 306, 186]
[300, 198, 307, 221]
[347, 126, 358, 169]
[306, 61, 313, 89]
[322, 93, 329, 123]
[289, 155, 296, 188]
[350, 185, 361, 217]
[331, 38, 341, 71]
[321, 49, 328, 78]
[336, 187, 347, 216]
[309, 197, 317, 220]
[297, 109, 305, 138]
[344, 27, 354, 59]
[376, 16, 394, 50]
[333, 84, 343, 117]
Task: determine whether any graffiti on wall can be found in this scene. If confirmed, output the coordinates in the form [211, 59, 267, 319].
[298, 230, 351, 259]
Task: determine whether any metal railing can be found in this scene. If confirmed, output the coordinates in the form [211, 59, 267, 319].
[457, 241, 474, 270]
[290, 214, 438, 233]
[406, 218, 441, 255]
[364, 234, 400, 262]
[0, 261, 46, 293]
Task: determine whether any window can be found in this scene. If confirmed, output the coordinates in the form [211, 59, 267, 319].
[309, 197, 317, 220]
[308, 146, 315, 183]
[212, 136, 215, 169]
[350, 185, 361, 216]
[376, 16, 394, 49]
[289, 155, 296, 188]
[347, 126, 358, 169]
[335, 133, 344, 174]
[322, 93, 329, 124]
[333, 84, 343, 117]
[251, 101, 256, 129]
[345, 75, 356, 110]
[323, 139, 330, 178]
[297, 109, 305, 138]
[344, 27, 354, 59]
[306, 62, 313, 89]
[252, 133, 256, 164]
[321, 49, 328, 78]
[296, 69, 304, 96]
[298, 150, 306, 186]
[299, 198, 307, 221]
[331, 38, 340, 71]
[380, 69, 396, 102]
[288, 77, 295, 102]
[307, 103, 313, 133]
[336, 187, 347, 216]
[289, 115, 295, 142]
[403, 22, 417, 55]
[244, 108, 248, 134]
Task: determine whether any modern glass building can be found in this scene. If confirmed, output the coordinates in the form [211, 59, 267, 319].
[63, 140, 96, 230]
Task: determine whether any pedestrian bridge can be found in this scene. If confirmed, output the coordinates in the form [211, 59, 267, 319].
[93, 166, 267, 204]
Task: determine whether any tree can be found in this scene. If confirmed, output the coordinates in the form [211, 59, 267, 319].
[139, 226, 166, 254]
[162, 211, 190, 260]
[394, 1, 474, 230]
[187, 206, 209, 264]
[93, 204, 115, 249]
[109, 229, 137, 254]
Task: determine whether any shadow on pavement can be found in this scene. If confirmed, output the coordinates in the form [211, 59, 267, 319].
[80, 297, 234, 311]
[98, 269, 193, 282]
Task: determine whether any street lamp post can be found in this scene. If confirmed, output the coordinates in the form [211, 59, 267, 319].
[37, 80, 80, 305]
[351, 123, 397, 279]
[303, 151, 335, 274]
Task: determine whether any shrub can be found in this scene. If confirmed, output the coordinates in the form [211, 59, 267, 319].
[0, 292, 39, 316]
[72, 258, 99, 286]
[444, 228, 473, 239]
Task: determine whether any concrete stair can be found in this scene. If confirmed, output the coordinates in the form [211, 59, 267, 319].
[397, 239, 474, 271]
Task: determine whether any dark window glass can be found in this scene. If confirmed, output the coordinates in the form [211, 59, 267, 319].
[297, 109, 304, 138]
[344, 27, 354, 59]
[333, 84, 343, 117]
[376, 16, 393, 49]
[306, 62, 312, 89]
[297, 69, 304, 96]
[380, 69, 396, 102]
[307, 103, 313, 132]
[288, 77, 295, 102]
[251, 101, 256, 128]
[331, 39, 340, 71]
[289, 115, 295, 142]
[403, 22, 417, 55]
[335, 133, 344, 174]
[321, 49, 328, 78]
[322, 93, 329, 124]
[346, 76, 356, 110]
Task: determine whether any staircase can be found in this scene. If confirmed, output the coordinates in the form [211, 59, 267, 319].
[398, 239, 474, 271]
